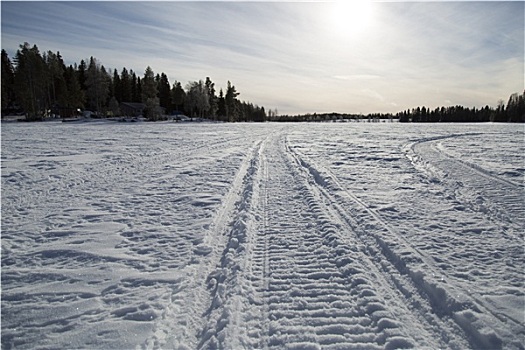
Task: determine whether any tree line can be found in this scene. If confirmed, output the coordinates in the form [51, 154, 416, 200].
[3, 43, 523, 124]
[1, 43, 268, 122]
[396, 93, 525, 123]
[276, 91, 524, 123]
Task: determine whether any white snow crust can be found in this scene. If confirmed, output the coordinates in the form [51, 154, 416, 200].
[1, 121, 523, 349]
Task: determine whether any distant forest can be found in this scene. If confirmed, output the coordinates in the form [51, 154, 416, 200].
[2, 42, 524, 123]
[278, 93, 524, 123]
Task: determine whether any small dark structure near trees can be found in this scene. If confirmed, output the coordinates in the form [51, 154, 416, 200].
[120, 102, 145, 117]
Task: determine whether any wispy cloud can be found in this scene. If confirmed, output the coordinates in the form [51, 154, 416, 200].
[2, 1, 523, 114]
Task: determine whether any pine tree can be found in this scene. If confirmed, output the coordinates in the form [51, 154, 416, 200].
[158, 73, 171, 112]
[506, 92, 520, 122]
[120, 68, 132, 102]
[142, 66, 161, 121]
[45, 50, 68, 109]
[85, 57, 109, 114]
[225, 81, 239, 122]
[113, 68, 121, 102]
[517, 92, 525, 123]
[171, 81, 185, 113]
[142, 66, 157, 100]
[131, 71, 138, 102]
[77, 59, 87, 91]
[217, 88, 226, 119]
[13, 43, 48, 120]
[64, 65, 85, 109]
[1, 49, 15, 113]
[136, 77, 142, 103]
[5, 41, 277, 123]
[205, 77, 218, 120]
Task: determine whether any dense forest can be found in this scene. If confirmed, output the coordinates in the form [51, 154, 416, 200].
[2, 42, 524, 123]
[1, 43, 267, 122]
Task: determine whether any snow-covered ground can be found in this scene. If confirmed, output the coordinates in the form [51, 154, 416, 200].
[1, 121, 523, 349]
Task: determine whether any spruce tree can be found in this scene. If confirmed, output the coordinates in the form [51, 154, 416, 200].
[225, 81, 239, 122]
[13, 43, 47, 120]
[77, 59, 87, 91]
[45, 50, 67, 109]
[158, 73, 171, 112]
[120, 68, 132, 102]
[1, 49, 15, 113]
[64, 65, 85, 109]
[113, 68, 121, 102]
[85, 57, 109, 114]
[205, 77, 218, 120]
[217, 88, 226, 119]
[142, 66, 157, 100]
[142, 66, 161, 120]
[131, 71, 138, 102]
[171, 81, 185, 113]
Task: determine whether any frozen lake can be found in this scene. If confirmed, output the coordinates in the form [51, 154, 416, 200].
[2, 121, 524, 349]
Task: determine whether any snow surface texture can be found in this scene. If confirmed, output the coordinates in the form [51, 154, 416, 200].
[1, 122, 523, 349]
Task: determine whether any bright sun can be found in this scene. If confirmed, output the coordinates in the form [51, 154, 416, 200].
[331, 1, 374, 37]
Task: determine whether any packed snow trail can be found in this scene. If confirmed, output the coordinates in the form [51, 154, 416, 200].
[148, 130, 471, 349]
[1, 122, 523, 349]
[247, 133, 465, 349]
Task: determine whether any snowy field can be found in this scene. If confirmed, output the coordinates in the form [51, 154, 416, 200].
[1, 121, 524, 349]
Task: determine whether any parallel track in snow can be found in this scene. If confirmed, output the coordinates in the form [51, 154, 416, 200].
[408, 134, 524, 231]
[253, 134, 453, 349]
[142, 138, 266, 349]
[287, 135, 524, 349]
[4, 124, 522, 350]
[281, 136, 474, 349]
[189, 132, 470, 349]
[145, 131, 521, 350]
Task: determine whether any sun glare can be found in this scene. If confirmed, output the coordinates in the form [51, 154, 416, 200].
[330, 0, 374, 38]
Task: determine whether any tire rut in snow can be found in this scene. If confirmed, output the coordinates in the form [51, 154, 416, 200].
[282, 136, 473, 349]
[288, 136, 522, 349]
[251, 135, 445, 349]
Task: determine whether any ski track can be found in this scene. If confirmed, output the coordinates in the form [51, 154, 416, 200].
[2, 122, 523, 349]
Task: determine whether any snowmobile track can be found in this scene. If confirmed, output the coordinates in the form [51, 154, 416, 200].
[3, 123, 522, 350]
[142, 138, 266, 350]
[283, 136, 477, 349]
[408, 134, 524, 230]
[286, 133, 523, 349]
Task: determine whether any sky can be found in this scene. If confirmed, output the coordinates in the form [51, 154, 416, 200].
[1, 1, 523, 115]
